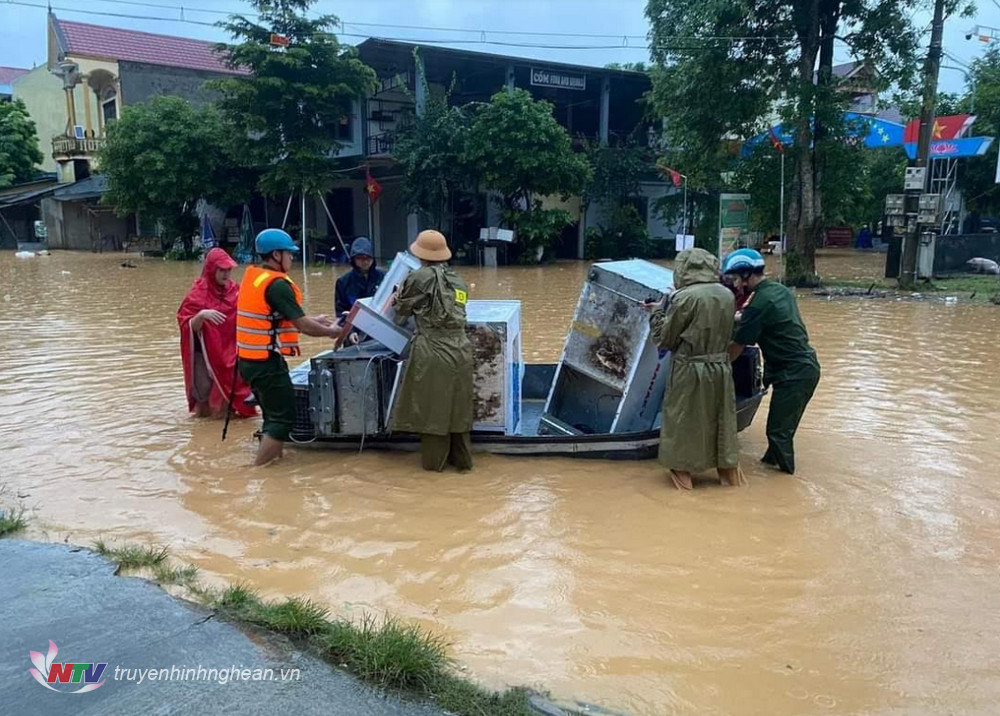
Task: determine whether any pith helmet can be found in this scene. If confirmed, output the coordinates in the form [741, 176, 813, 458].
[410, 230, 452, 262]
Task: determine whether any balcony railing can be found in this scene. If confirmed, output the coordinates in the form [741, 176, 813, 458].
[366, 132, 396, 157]
[52, 136, 106, 157]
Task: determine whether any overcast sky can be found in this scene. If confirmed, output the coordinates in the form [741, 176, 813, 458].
[2, 0, 999, 99]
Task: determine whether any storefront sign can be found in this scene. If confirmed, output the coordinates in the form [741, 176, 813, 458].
[719, 193, 751, 258]
[530, 67, 586, 91]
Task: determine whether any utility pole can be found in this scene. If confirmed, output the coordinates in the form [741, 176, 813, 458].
[900, 0, 945, 289]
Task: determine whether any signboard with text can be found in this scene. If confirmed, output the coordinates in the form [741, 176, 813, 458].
[719, 193, 751, 258]
[530, 67, 586, 91]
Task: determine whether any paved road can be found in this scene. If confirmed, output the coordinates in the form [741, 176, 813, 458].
[0, 540, 448, 716]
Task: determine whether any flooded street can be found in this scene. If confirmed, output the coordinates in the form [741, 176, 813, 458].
[4, 249, 1000, 715]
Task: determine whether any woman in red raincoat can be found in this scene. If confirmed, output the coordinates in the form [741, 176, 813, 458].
[177, 248, 255, 418]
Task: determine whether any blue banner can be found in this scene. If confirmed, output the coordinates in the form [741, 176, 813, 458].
[903, 137, 995, 159]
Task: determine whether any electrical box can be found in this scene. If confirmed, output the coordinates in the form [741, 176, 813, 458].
[885, 194, 906, 215]
[539, 260, 674, 436]
[308, 346, 399, 437]
[904, 167, 927, 191]
[917, 193, 941, 225]
[917, 232, 936, 279]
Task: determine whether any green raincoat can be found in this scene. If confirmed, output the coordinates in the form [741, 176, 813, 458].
[392, 264, 475, 436]
[650, 248, 739, 472]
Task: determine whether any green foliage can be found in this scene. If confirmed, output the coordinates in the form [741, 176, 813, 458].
[100, 96, 247, 255]
[584, 139, 648, 209]
[394, 66, 472, 229]
[0, 99, 44, 189]
[92, 540, 170, 569]
[505, 204, 573, 263]
[318, 614, 451, 691]
[465, 88, 591, 213]
[585, 205, 652, 260]
[212, 0, 376, 196]
[646, 0, 925, 282]
[151, 563, 200, 586]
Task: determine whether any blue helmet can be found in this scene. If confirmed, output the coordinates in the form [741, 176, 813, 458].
[722, 248, 765, 274]
[255, 228, 300, 256]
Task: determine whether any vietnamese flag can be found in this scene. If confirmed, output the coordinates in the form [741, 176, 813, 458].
[769, 126, 785, 154]
[903, 114, 975, 143]
[365, 167, 382, 205]
[269, 33, 290, 48]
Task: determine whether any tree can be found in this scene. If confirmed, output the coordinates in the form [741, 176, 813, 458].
[212, 0, 376, 197]
[583, 139, 653, 259]
[646, 0, 931, 284]
[393, 66, 473, 231]
[464, 88, 591, 261]
[0, 99, 44, 189]
[100, 96, 248, 255]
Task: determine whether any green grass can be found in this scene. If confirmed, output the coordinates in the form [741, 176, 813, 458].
[88, 544, 539, 715]
[820, 275, 1000, 300]
[92, 540, 170, 569]
[317, 613, 451, 691]
[151, 563, 199, 586]
[0, 506, 27, 537]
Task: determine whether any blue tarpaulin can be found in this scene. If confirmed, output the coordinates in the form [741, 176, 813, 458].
[200, 213, 217, 249]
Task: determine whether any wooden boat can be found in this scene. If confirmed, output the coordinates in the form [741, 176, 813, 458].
[285, 353, 766, 461]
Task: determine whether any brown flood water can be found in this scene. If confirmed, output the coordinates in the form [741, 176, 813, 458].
[4, 249, 1000, 715]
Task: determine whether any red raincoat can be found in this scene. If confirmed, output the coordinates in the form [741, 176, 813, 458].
[177, 248, 255, 418]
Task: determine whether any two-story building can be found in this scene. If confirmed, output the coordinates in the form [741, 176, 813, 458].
[12, 13, 244, 249]
[323, 39, 674, 259]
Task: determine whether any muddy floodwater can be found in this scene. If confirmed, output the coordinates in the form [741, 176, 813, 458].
[4, 249, 1000, 715]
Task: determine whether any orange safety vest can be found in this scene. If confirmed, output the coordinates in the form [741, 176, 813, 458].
[236, 265, 303, 361]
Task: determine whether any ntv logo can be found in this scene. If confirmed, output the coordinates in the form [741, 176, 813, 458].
[29, 640, 107, 693]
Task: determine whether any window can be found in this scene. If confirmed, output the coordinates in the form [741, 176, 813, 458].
[101, 87, 118, 124]
[336, 115, 352, 141]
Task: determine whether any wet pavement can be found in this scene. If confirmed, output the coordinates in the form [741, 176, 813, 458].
[0, 539, 448, 715]
[3, 249, 1000, 715]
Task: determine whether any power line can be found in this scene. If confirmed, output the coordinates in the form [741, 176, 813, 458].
[11, 0, 798, 43]
[2, 0, 796, 52]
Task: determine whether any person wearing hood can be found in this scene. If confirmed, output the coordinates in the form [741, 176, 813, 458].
[177, 247, 255, 419]
[391, 230, 475, 472]
[644, 248, 745, 490]
[335, 237, 385, 317]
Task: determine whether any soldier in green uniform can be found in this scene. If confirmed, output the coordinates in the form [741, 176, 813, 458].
[391, 230, 475, 472]
[724, 249, 820, 474]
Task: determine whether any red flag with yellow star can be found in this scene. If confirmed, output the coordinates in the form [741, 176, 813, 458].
[364, 166, 382, 205]
[903, 114, 975, 143]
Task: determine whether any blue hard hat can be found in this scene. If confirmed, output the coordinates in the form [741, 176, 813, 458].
[255, 228, 300, 255]
[722, 248, 765, 274]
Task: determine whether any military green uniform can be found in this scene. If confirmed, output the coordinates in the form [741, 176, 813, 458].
[650, 249, 739, 473]
[238, 279, 304, 441]
[733, 279, 820, 474]
[392, 264, 475, 471]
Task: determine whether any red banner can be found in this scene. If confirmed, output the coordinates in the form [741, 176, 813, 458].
[903, 114, 975, 143]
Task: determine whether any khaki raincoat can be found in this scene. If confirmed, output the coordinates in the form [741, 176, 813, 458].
[650, 248, 739, 472]
[392, 264, 475, 436]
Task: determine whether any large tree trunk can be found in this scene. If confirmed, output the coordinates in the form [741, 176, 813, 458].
[786, 0, 823, 286]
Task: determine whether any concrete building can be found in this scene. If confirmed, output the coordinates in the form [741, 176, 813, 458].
[10, 13, 244, 249]
[0, 66, 30, 102]
[322, 40, 673, 260]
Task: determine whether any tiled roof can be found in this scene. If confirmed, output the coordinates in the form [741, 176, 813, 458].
[53, 18, 245, 75]
[0, 66, 30, 85]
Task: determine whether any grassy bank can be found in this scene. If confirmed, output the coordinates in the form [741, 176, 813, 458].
[93, 540, 545, 716]
[0, 484, 27, 537]
[818, 275, 1000, 302]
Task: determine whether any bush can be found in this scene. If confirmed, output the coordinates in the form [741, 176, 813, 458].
[585, 205, 652, 260]
[506, 204, 572, 264]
